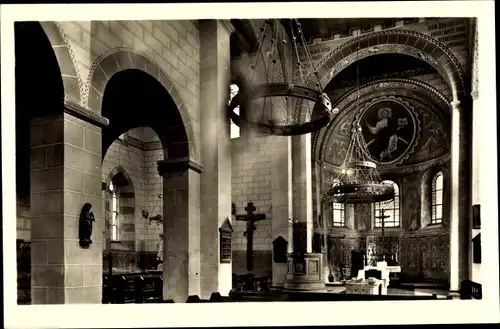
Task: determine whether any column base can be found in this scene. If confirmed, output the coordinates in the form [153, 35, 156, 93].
[283, 253, 326, 292]
[447, 290, 461, 300]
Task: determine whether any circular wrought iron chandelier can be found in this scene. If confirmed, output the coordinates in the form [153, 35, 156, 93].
[229, 19, 337, 136]
[321, 38, 394, 205]
[321, 128, 395, 204]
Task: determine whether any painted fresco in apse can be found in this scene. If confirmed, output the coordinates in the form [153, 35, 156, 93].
[360, 99, 418, 165]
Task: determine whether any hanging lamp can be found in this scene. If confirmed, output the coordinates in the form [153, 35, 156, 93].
[229, 19, 338, 136]
[321, 37, 395, 205]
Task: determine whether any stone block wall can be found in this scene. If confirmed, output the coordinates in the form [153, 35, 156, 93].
[102, 135, 144, 250]
[231, 133, 290, 277]
[16, 199, 30, 241]
[57, 20, 200, 110]
[101, 127, 164, 257]
[141, 144, 164, 252]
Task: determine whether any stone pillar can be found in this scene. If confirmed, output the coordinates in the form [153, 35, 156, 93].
[271, 136, 292, 288]
[198, 19, 234, 298]
[470, 21, 481, 283]
[292, 134, 314, 251]
[284, 134, 324, 292]
[30, 112, 103, 304]
[449, 100, 471, 296]
[471, 90, 481, 283]
[158, 158, 202, 303]
[287, 136, 294, 254]
[459, 99, 472, 284]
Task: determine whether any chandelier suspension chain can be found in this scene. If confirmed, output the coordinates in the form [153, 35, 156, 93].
[249, 21, 269, 87]
[289, 19, 313, 122]
[295, 19, 324, 93]
[293, 19, 315, 120]
[227, 19, 333, 136]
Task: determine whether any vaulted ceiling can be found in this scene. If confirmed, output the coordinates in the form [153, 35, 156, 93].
[290, 18, 419, 41]
[230, 18, 421, 57]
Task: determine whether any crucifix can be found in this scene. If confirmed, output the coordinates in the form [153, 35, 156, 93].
[376, 208, 390, 237]
[233, 202, 266, 272]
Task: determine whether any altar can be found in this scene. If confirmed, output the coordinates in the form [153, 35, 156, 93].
[357, 261, 401, 295]
[344, 278, 384, 295]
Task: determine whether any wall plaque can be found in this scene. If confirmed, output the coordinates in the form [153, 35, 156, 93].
[472, 204, 481, 229]
[219, 218, 233, 264]
[472, 233, 481, 264]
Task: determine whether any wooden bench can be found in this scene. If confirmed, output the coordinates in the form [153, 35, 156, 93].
[102, 272, 164, 304]
[460, 280, 482, 299]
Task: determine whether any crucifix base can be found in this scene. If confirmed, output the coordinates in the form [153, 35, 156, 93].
[283, 253, 326, 292]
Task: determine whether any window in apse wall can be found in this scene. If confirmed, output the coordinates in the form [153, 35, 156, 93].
[229, 84, 240, 139]
[332, 202, 345, 227]
[374, 180, 400, 228]
[431, 171, 443, 224]
[109, 181, 120, 241]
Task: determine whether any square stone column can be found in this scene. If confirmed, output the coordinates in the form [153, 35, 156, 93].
[198, 19, 234, 298]
[30, 113, 103, 304]
[449, 100, 471, 296]
[158, 158, 202, 303]
[271, 135, 292, 288]
[284, 133, 325, 292]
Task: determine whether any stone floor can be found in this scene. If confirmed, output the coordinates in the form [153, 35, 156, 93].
[325, 282, 449, 297]
[388, 287, 449, 297]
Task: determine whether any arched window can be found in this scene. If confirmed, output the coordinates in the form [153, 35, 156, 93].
[229, 84, 240, 139]
[374, 180, 400, 228]
[431, 171, 443, 224]
[109, 181, 120, 241]
[332, 202, 345, 227]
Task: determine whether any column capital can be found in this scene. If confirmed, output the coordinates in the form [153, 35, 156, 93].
[219, 19, 235, 35]
[471, 90, 479, 100]
[450, 100, 462, 109]
[157, 157, 203, 176]
[64, 100, 109, 128]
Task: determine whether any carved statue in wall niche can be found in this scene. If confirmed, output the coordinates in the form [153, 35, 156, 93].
[79, 203, 95, 248]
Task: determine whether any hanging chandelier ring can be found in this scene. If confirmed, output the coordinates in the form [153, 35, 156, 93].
[228, 82, 334, 136]
[322, 183, 395, 204]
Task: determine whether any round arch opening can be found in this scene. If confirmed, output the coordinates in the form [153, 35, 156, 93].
[15, 21, 66, 201]
[101, 69, 190, 160]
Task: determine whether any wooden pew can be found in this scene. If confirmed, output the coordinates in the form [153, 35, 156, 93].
[460, 280, 482, 299]
[102, 272, 164, 304]
[135, 273, 164, 303]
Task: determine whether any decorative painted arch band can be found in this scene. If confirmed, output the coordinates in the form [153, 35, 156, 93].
[84, 47, 197, 160]
[39, 21, 82, 105]
[305, 29, 467, 101]
[313, 78, 452, 162]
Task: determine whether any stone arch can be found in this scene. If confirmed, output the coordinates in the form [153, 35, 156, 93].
[105, 165, 135, 194]
[306, 29, 467, 101]
[313, 78, 452, 163]
[38, 21, 81, 105]
[85, 47, 197, 160]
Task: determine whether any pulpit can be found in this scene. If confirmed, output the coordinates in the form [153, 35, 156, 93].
[283, 222, 325, 292]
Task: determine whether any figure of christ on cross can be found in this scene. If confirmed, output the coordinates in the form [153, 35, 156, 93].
[232, 202, 266, 272]
[376, 208, 390, 237]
